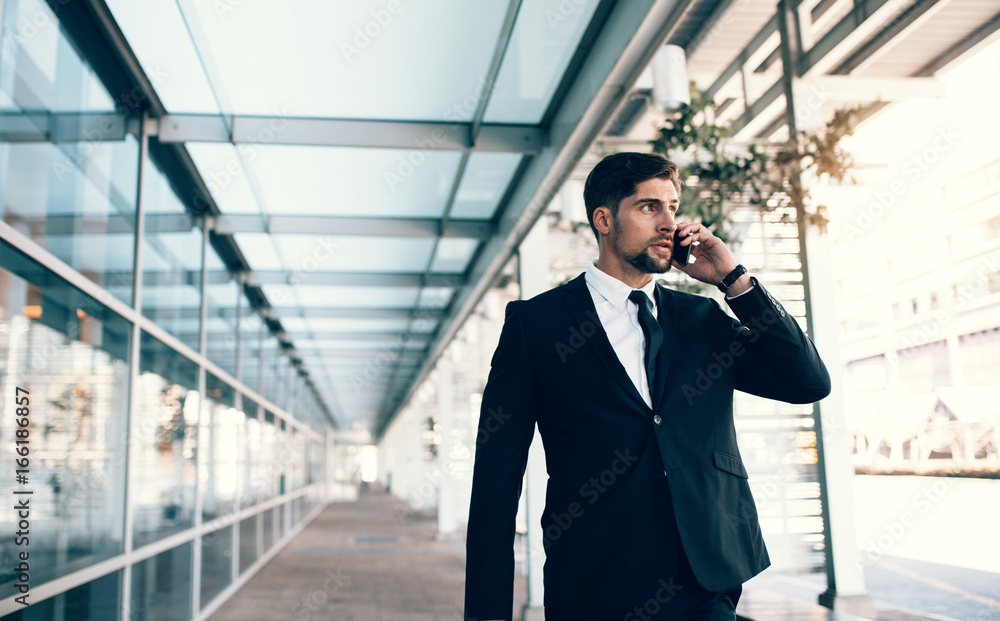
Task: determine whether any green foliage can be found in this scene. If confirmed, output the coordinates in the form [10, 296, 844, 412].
[650, 82, 862, 237]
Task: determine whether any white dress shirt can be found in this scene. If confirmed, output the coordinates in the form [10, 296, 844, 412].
[584, 261, 754, 409]
[585, 261, 658, 408]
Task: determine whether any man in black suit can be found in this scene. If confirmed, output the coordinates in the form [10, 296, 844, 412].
[464, 152, 831, 621]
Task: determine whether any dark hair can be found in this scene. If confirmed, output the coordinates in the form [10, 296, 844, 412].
[583, 152, 682, 242]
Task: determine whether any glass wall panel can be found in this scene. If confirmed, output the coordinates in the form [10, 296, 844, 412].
[0, 243, 129, 599]
[240, 402, 260, 509]
[130, 542, 193, 621]
[262, 505, 275, 552]
[133, 331, 199, 549]
[238, 516, 257, 575]
[0, 0, 139, 307]
[237, 316, 264, 395]
[290, 428, 307, 491]
[201, 374, 239, 521]
[260, 336, 281, 404]
[199, 525, 232, 610]
[309, 439, 323, 486]
[205, 279, 238, 374]
[140, 158, 202, 352]
[0, 570, 121, 621]
[259, 411, 278, 503]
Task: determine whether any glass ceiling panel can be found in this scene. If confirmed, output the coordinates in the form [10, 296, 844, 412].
[189, 144, 463, 218]
[104, 0, 219, 113]
[296, 340, 426, 351]
[231, 233, 282, 271]
[269, 235, 436, 273]
[186, 144, 259, 214]
[449, 153, 522, 219]
[280, 318, 431, 334]
[246, 146, 461, 218]
[430, 239, 480, 274]
[484, 0, 600, 124]
[111, 1, 511, 118]
[260, 284, 438, 308]
[143, 231, 203, 272]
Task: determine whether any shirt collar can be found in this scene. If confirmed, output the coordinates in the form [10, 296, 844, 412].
[585, 261, 657, 310]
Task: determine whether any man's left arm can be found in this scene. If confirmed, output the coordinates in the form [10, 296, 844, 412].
[673, 222, 831, 404]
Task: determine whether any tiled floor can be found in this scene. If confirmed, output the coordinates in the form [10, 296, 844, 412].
[208, 484, 526, 621]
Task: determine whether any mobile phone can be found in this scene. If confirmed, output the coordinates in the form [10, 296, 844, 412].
[672, 230, 690, 266]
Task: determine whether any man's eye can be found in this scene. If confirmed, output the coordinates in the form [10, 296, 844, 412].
[642, 204, 654, 212]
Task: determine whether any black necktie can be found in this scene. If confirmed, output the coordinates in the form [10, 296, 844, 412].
[628, 290, 663, 399]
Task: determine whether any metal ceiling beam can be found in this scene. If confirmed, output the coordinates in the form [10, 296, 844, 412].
[705, 15, 779, 99]
[244, 271, 465, 288]
[141, 306, 446, 321]
[215, 214, 493, 239]
[798, 0, 897, 77]
[132, 269, 464, 289]
[728, 80, 786, 139]
[206, 347, 425, 360]
[164, 331, 429, 344]
[279, 331, 432, 343]
[156, 115, 545, 154]
[832, 0, 943, 75]
[0, 111, 131, 142]
[292, 307, 447, 320]
[375, 0, 700, 438]
[7, 213, 195, 236]
[915, 10, 1000, 77]
[683, 0, 741, 59]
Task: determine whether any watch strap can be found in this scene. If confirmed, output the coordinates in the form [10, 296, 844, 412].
[717, 264, 747, 293]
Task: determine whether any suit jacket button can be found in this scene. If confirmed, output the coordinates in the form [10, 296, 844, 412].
[653, 415, 662, 425]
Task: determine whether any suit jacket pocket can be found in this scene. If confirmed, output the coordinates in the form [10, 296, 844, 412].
[712, 449, 749, 479]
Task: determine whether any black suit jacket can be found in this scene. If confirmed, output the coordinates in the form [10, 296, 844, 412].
[464, 273, 831, 620]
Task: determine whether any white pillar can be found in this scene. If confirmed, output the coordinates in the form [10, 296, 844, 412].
[790, 57, 873, 612]
[436, 355, 460, 538]
[518, 216, 549, 620]
[806, 226, 871, 610]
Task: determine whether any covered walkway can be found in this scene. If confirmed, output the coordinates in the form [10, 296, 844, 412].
[207, 484, 525, 621]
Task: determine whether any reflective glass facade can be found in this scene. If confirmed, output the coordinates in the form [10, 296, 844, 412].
[0, 2, 328, 617]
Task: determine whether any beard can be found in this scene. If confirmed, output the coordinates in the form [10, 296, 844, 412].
[610, 227, 672, 274]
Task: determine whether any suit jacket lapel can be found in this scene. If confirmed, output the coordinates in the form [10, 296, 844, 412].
[561, 274, 649, 411]
[652, 283, 677, 408]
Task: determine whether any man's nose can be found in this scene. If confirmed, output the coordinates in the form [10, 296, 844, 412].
[657, 210, 676, 232]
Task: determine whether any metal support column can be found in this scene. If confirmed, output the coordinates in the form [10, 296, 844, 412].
[121, 110, 150, 621]
[192, 214, 213, 617]
[777, 0, 873, 615]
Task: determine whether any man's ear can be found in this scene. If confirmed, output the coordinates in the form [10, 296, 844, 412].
[593, 206, 613, 236]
